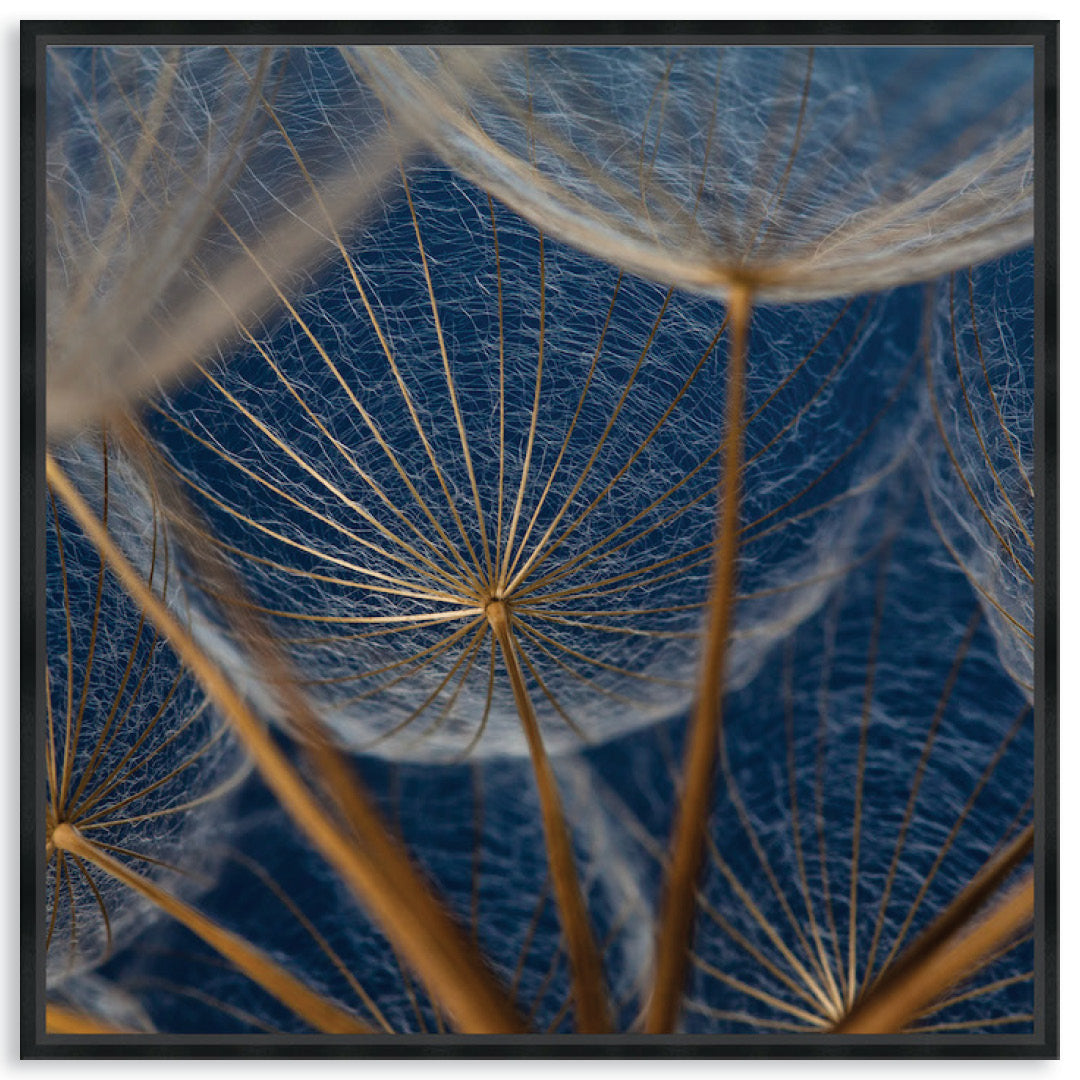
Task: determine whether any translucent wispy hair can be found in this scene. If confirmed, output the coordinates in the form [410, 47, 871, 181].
[87, 752, 651, 1035]
[585, 486, 1034, 1034]
[146, 160, 924, 761]
[45, 45, 435, 440]
[922, 250, 1035, 697]
[355, 45, 1034, 303]
[45, 433, 250, 986]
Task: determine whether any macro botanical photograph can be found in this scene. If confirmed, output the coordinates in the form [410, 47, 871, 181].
[26, 26, 1055, 1054]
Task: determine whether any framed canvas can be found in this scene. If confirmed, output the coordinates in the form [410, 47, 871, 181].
[21, 20, 1059, 1058]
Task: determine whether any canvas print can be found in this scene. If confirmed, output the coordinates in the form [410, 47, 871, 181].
[30, 29, 1053, 1052]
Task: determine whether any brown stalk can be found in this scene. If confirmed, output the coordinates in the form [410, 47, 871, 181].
[51, 824, 371, 1034]
[644, 282, 753, 1033]
[46, 453, 524, 1034]
[834, 823, 1035, 1033]
[45, 1004, 131, 1035]
[486, 599, 612, 1033]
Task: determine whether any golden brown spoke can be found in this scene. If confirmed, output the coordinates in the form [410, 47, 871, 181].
[148, 406, 464, 600]
[696, 890, 831, 1015]
[184, 355, 475, 595]
[359, 617, 487, 749]
[926, 314, 1033, 584]
[513, 620, 644, 712]
[744, 298, 857, 430]
[511, 630, 591, 742]
[49, 452, 524, 1033]
[947, 273, 1032, 547]
[399, 167, 492, 586]
[873, 706, 1032, 984]
[506, 302, 720, 597]
[682, 1000, 823, 1033]
[50, 50, 179, 342]
[969, 270, 1034, 499]
[524, 610, 696, 641]
[736, 547, 882, 604]
[189, 587, 481, 626]
[114, 80, 484, 595]
[646, 284, 752, 1034]
[487, 192, 508, 581]
[746, 47, 815, 259]
[405, 623, 489, 747]
[509, 880, 551, 999]
[500, 269, 625, 591]
[487, 601, 611, 1032]
[82, 839, 213, 881]
[69, 674, 193, 819]
[184, 523, 468, 604]
[518, 533, 716, 606]
[906, 1013, 1034, 1034]
[513, 616, 693, 690]
[637, 59, 673, 211]
[194, 334, 470, 596]
[68, 853, 112, 958]
[64, 433, 110, 820]
[704, 834, 835, 1017]
[525, 549, 719, 609]
[859, 607, 982, 997]
[48, 486, 78, 817]
[845, 550, 892, 1010]
[455, 636, 498, 761]
[511, 415, 722, 602]
[782, 638, 844, 1016]
[127, 976, 283, 1034]
[739, 347, 921, 541]
[924, 497, 1035, 643]
[497, 229, 549, 594]
[915, 969, 1033, 1022]
[278, 614, 477, 647]
[77, 724, 240, 829]
[45, 849, 62, 956]
[742, 302, 875, 472]
[62, 850, 79, 962]
[514, 599, 704, 618]
[64, 513, 163, 817]
[227, 849, 395, 1034]
[834, 861, 1035, 1035]
[228, 59, 485, 592]
[44, 666, 60, 816]
[299, 622, 477, 690]
[52, 824, 371, 1034]
[690, 953, 829, 1028]
[741, 446, 910, 550]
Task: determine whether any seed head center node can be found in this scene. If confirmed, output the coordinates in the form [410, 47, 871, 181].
[483, 596, 511, 633]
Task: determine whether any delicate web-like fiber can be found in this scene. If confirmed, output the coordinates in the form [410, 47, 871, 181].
[147, 160, 922, 760]
[585, 489, 1033, 1034]
[922, 250, 1035, 697]
[356, 46, 1034, 303]
[45, 46, 418, 439]
[45, 436, 250, 985]
[91, 754, 648, 1034]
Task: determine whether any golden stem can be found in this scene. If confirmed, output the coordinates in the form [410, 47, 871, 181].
[45, 1003, 132, 1035]
[835, 873, 1034, 1034]
[46, 453, 524, 1034]
[51, 824, 370, 1034]
[486, 599, 612, 1033]
[645, 281, 753, 1033]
